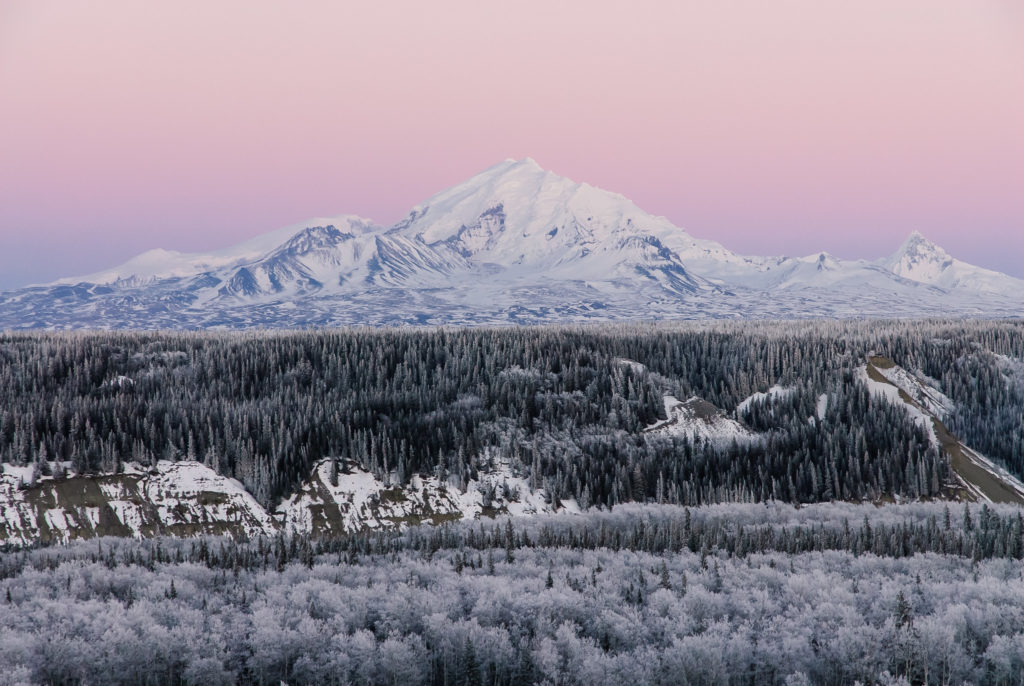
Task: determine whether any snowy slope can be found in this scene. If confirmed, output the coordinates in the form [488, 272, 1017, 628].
[394, 159, 722, 269]
[880, 231, 1024, 294]
[0, 460, 277, 546]
[736, 385, 795, 414]
[0, 456, 578, 547]
[3, 159, 1023, 329]
[871, 362, 955, 418]
[857, 364, 941, 447]
[858, 356, 1024, 505]
[645, 395, 759, 447]
[49, 216, 380, 288]
[388, 158, 718, 297]
[279, 457, 577, 536]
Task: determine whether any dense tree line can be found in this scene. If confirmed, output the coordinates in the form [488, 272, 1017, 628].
[1, 320, 1022, 509]
[5, 501, 1022, 577]
[3, 503, 1024, 685]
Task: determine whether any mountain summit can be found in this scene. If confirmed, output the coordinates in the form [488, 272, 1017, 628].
[2, 160, 1022, 328]
[879, 231, 1017, 293]
[885, 231, 955, 282]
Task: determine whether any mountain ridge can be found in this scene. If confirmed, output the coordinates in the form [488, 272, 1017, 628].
[3, 159, 1021, 328]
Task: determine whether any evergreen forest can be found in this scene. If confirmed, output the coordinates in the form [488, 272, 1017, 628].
[3, 320, 1024, 510]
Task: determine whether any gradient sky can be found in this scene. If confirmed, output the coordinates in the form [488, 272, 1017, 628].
[1, 0, 1022, 289]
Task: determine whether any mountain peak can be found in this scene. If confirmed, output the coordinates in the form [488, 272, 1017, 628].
[394, 159, 604, 246]
[899, 230, 939, 250]
[502, 156, 542, 170]
[12, 162, 1024, 329]
[877, 231, 1022, 293]
[891, 231, 950, 263]
[274, 225, 352, 256]
[883, 231, 961, 287]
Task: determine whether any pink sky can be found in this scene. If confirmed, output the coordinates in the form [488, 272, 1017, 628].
[1, 0, 1022, 288]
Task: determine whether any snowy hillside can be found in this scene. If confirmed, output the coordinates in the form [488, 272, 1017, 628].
[0, 457, 576, 548]
[858, 356, 1024, 505]
[49, 216, 380, 288]
[2, 159, 1022, 328]
[645, 395, 759, 447]
[0, 461, 278, 546]
[279, 457, 576, 536]
[880, 231, 1024, 294]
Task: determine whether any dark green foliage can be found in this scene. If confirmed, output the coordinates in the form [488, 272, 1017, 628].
[1, 320, 1022, 509]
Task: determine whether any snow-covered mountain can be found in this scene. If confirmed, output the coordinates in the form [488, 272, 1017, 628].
[880, 231, 1022, 294]
[2, 158, 1022, 328]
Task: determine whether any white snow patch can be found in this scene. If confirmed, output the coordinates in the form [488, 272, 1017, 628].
[2, 454, 584, 547]
[0, 460, 277, 546]
[136, 460, 279, 536]
[279, 456, 577, 535]
[873, 364, 954, 418]
[646, 395, 759, 447]
[816, 393, 829, 420]
[1, 463, 36, 488]
[616, 358, 647, 374]
[737, 385, 795, 414]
